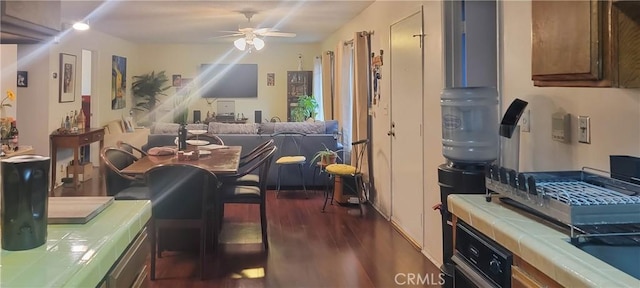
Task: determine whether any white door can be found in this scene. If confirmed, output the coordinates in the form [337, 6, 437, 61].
[390, 10, 424, 247]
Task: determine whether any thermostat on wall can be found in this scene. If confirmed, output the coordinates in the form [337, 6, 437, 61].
[551, 112, 571, 143]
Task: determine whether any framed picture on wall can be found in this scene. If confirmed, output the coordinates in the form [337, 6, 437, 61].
[17, 71, 28, 87]
[59, 53, 76, 103]
[112, 55, 127, 110]
[267, 73, 275, 86]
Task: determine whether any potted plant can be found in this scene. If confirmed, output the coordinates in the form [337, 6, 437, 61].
[290, 95, 318, 122]
[131, 71, 171, 126]
[310, 144, 342, 166]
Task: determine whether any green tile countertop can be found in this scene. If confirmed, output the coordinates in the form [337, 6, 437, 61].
[0, 200, 151, 287]
[448, 195, 640, 288]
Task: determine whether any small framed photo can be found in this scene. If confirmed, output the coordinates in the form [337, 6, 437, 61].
[17, 71, 28, 87]
[267, 73, 275, 86]
[172, 74, 182, 87]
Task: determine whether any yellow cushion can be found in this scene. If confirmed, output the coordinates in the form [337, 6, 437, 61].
[276, 156, 306, 164]
[326, 164, 356, 175]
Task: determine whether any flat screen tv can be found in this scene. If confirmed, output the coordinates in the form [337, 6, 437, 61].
[199, 63, 258, 98]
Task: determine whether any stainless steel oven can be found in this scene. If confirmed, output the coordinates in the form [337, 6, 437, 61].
[452, 221, 512, 288]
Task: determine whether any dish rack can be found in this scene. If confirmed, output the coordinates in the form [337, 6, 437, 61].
[486, 166, 640, 241]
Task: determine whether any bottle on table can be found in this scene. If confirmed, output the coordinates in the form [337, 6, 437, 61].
[77, 109, 86, 130]
[178, 123, 187, 151]
[9, 121, 18, 151]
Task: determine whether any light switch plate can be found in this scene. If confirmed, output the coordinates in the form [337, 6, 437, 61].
[578, 116, 590, 144]
[521, 109, 530, 132]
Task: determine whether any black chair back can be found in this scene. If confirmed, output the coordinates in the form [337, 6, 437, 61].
[271, 132, 306, 158]
[351, 139, 369, 174]
[117, 141, 148, 157]
[145, 164, 219, 220]
[239, 139, 275, 167]
[101, 147, 139, 196]
[257, 146, 277, 193]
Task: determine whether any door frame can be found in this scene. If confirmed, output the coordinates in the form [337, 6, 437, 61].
[389, 7, 425, 249]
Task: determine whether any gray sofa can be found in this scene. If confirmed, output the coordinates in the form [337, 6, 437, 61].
[141, 121, 341, 188]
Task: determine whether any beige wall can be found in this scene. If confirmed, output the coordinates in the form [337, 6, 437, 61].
[135, 43, 321, 123]
[502, 1, 640, 172]
[13, 29, 140, 186]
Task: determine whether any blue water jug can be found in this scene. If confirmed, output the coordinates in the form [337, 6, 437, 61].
[441, 87, 499, 164]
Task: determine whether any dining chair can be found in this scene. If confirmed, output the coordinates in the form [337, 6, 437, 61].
[218, 146, 277, 250]
[116, 140, 148, 158]
[100, 147, 149, 200]
[225, 139, 275, 186]
[272, 132, 308, 198]
[324, 139, 369, 214]
[145, 163, 220, 280]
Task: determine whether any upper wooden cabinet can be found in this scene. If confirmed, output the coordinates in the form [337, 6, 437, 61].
[531, 0, 640, 87]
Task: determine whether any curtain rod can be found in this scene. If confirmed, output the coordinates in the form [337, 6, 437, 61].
[344, 31, 375, 45]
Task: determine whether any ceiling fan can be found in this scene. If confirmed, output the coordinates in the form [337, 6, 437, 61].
[217, 11, 296, 51]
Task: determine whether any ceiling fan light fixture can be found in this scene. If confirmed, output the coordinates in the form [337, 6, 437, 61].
[234, 38, 247, 51]
[72, 21, 90, 31]
[253, 38, 265, 50]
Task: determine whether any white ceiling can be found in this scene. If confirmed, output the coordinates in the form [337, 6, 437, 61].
[61, 0, 375, 44]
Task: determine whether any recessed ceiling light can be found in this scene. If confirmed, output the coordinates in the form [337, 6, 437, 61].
[72, 21, 90, 31]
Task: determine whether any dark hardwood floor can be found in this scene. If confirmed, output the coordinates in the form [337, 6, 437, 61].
[55, 172, 443, 287]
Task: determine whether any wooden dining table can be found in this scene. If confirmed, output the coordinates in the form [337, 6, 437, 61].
[121, 146, 242, 176]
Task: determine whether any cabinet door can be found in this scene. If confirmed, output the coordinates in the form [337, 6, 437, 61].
[512, 265, 543, 288]
[531, 0, 601, 81]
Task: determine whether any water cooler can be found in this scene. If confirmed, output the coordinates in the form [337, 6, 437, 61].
[437, 87, 499, 286]
[1, 155, 50, 251]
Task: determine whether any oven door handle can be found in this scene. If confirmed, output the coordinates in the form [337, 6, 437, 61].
[451, 254, 500, 288]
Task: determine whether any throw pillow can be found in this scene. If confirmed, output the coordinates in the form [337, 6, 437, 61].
[208, 122, 259, 134]
[273, 122, 326, 134]
[152, 123, 179, 134]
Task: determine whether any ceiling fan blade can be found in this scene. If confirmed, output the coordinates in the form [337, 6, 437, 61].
[262, 31, 297, 38]
[209, 33, 244, 39]
[252, 28, 271, 34]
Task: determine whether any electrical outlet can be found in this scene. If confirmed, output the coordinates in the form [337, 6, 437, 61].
[578, 116, 590, 144]
[521, 109, 531, 132]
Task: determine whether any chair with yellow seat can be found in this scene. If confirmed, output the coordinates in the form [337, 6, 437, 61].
[272, 132, 308, 198]
[323, 139, 369, 213]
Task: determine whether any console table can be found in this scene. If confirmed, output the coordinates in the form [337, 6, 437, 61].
[50, 128, 104, 194]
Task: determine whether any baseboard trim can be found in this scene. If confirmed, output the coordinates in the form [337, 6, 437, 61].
[390, 220, 422, 251]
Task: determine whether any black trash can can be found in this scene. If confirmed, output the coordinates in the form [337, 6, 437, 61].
[1, 155, 50, 251]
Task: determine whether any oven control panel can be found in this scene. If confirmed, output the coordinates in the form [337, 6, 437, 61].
[455, 221, 512, 288]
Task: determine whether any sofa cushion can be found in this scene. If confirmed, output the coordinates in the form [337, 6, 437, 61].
[208, 122, 259, 134]
[258, 122, 275, 134]
[105, 120, 125, 135]
[273, 122, 325, 134]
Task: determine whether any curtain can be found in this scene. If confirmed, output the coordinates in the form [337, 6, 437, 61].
[352, 32, 370, 180]
[313, 56, 324, 121]
[334, 41, 353, 160]
[321, 51, 334, 120]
